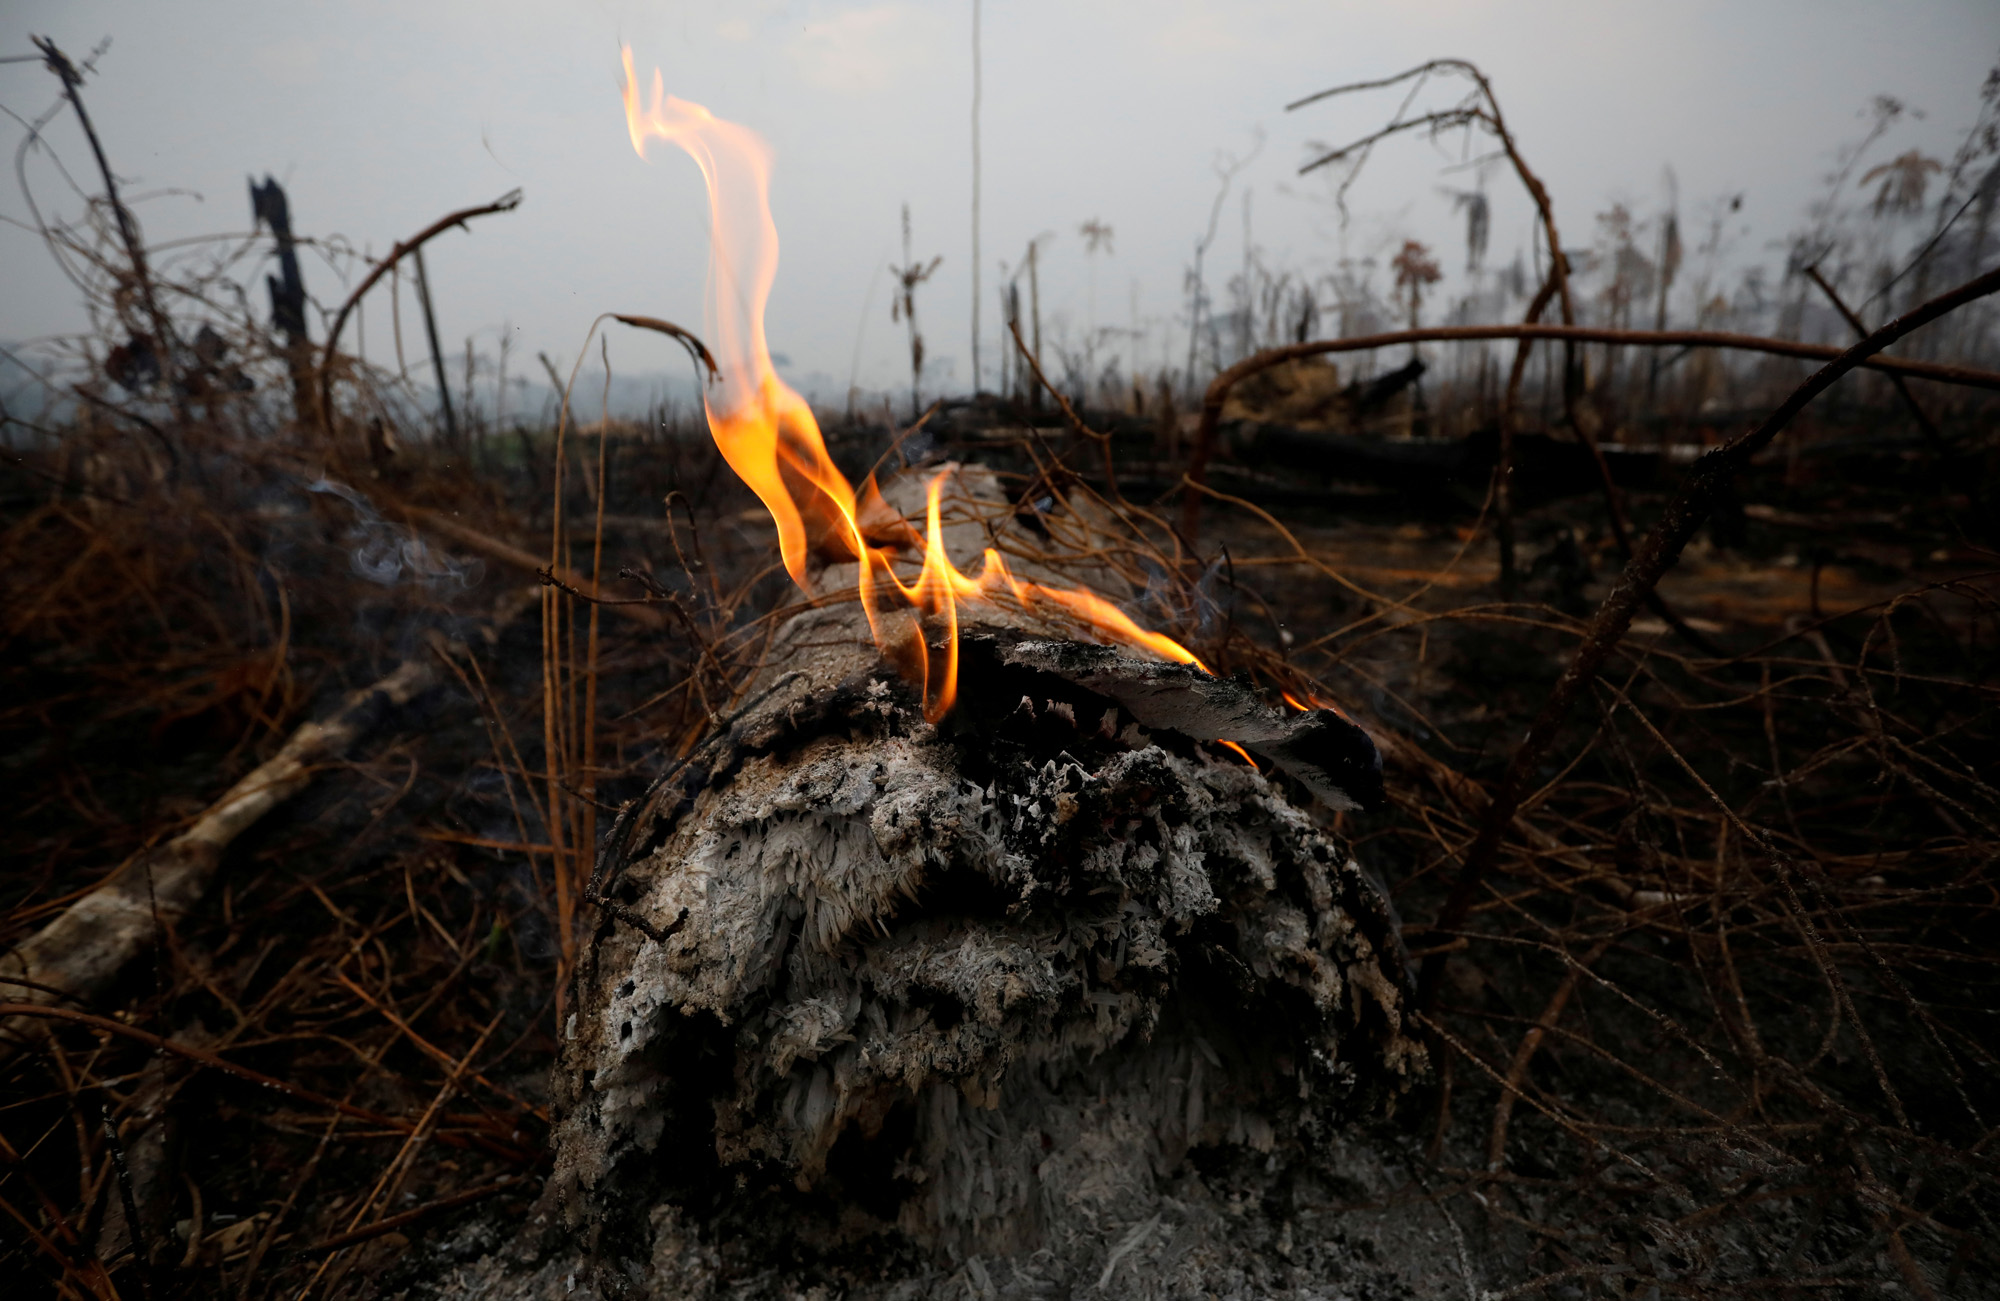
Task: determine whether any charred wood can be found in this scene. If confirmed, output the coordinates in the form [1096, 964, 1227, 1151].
[445, 578, 1426, 1297]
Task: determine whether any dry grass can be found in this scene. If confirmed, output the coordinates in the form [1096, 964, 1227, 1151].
[3, 48, 1999, 1298]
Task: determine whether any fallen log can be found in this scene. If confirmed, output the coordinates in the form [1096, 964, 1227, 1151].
[440, 468, 1434, 1299]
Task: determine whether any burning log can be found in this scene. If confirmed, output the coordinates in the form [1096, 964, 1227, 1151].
[424, 466, 1424, 1297]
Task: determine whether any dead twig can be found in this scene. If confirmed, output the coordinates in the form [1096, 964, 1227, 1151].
[404, 507, 667, 630]
[296, 1010, 506, 1297]
[1803, 265, 1947, 450]
[1484, 934, 1616, 1172]
[1006, 317, 1124, 499]
[1494, 270, 1561, 597]
[611, 313, 720, 384]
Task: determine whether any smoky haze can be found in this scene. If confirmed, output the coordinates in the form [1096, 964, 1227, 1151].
[1, 0, 1993, 411]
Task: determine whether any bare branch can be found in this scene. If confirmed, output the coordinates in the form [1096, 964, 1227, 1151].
[316, 189, 524, 435]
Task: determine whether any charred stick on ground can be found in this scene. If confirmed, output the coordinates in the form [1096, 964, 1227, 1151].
[0, 593, 532, 1060]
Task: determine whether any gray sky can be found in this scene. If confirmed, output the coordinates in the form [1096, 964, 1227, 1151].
[3, 1, 1994, 404]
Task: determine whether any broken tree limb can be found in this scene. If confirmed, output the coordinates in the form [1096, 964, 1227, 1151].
[0, 655, 434, 1060]
[250, 175, 315, 424]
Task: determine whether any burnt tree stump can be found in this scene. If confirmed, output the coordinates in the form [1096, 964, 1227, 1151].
[432, 473, 1436, 1299]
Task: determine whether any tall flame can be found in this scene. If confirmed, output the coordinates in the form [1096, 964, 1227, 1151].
[621, 48, 1202, 721]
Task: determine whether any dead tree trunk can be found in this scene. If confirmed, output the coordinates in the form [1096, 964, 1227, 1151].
[440, 473, 1428, 1300]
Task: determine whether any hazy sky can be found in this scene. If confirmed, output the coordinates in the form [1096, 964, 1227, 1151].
[3, 1, 1994, 403]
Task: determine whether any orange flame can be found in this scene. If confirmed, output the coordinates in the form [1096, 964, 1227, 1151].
[621, 49, 1203, 722]
[1283, 688, 1355, 723]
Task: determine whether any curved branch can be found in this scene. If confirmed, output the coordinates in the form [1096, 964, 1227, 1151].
[34, 37, 189, 426]
[1284, 57, 1483, 114]
[611, 313, 720, 384]
[315, 188, 523, 435]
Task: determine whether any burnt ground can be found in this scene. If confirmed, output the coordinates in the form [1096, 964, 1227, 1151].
[2, 386, 1998, 1298]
